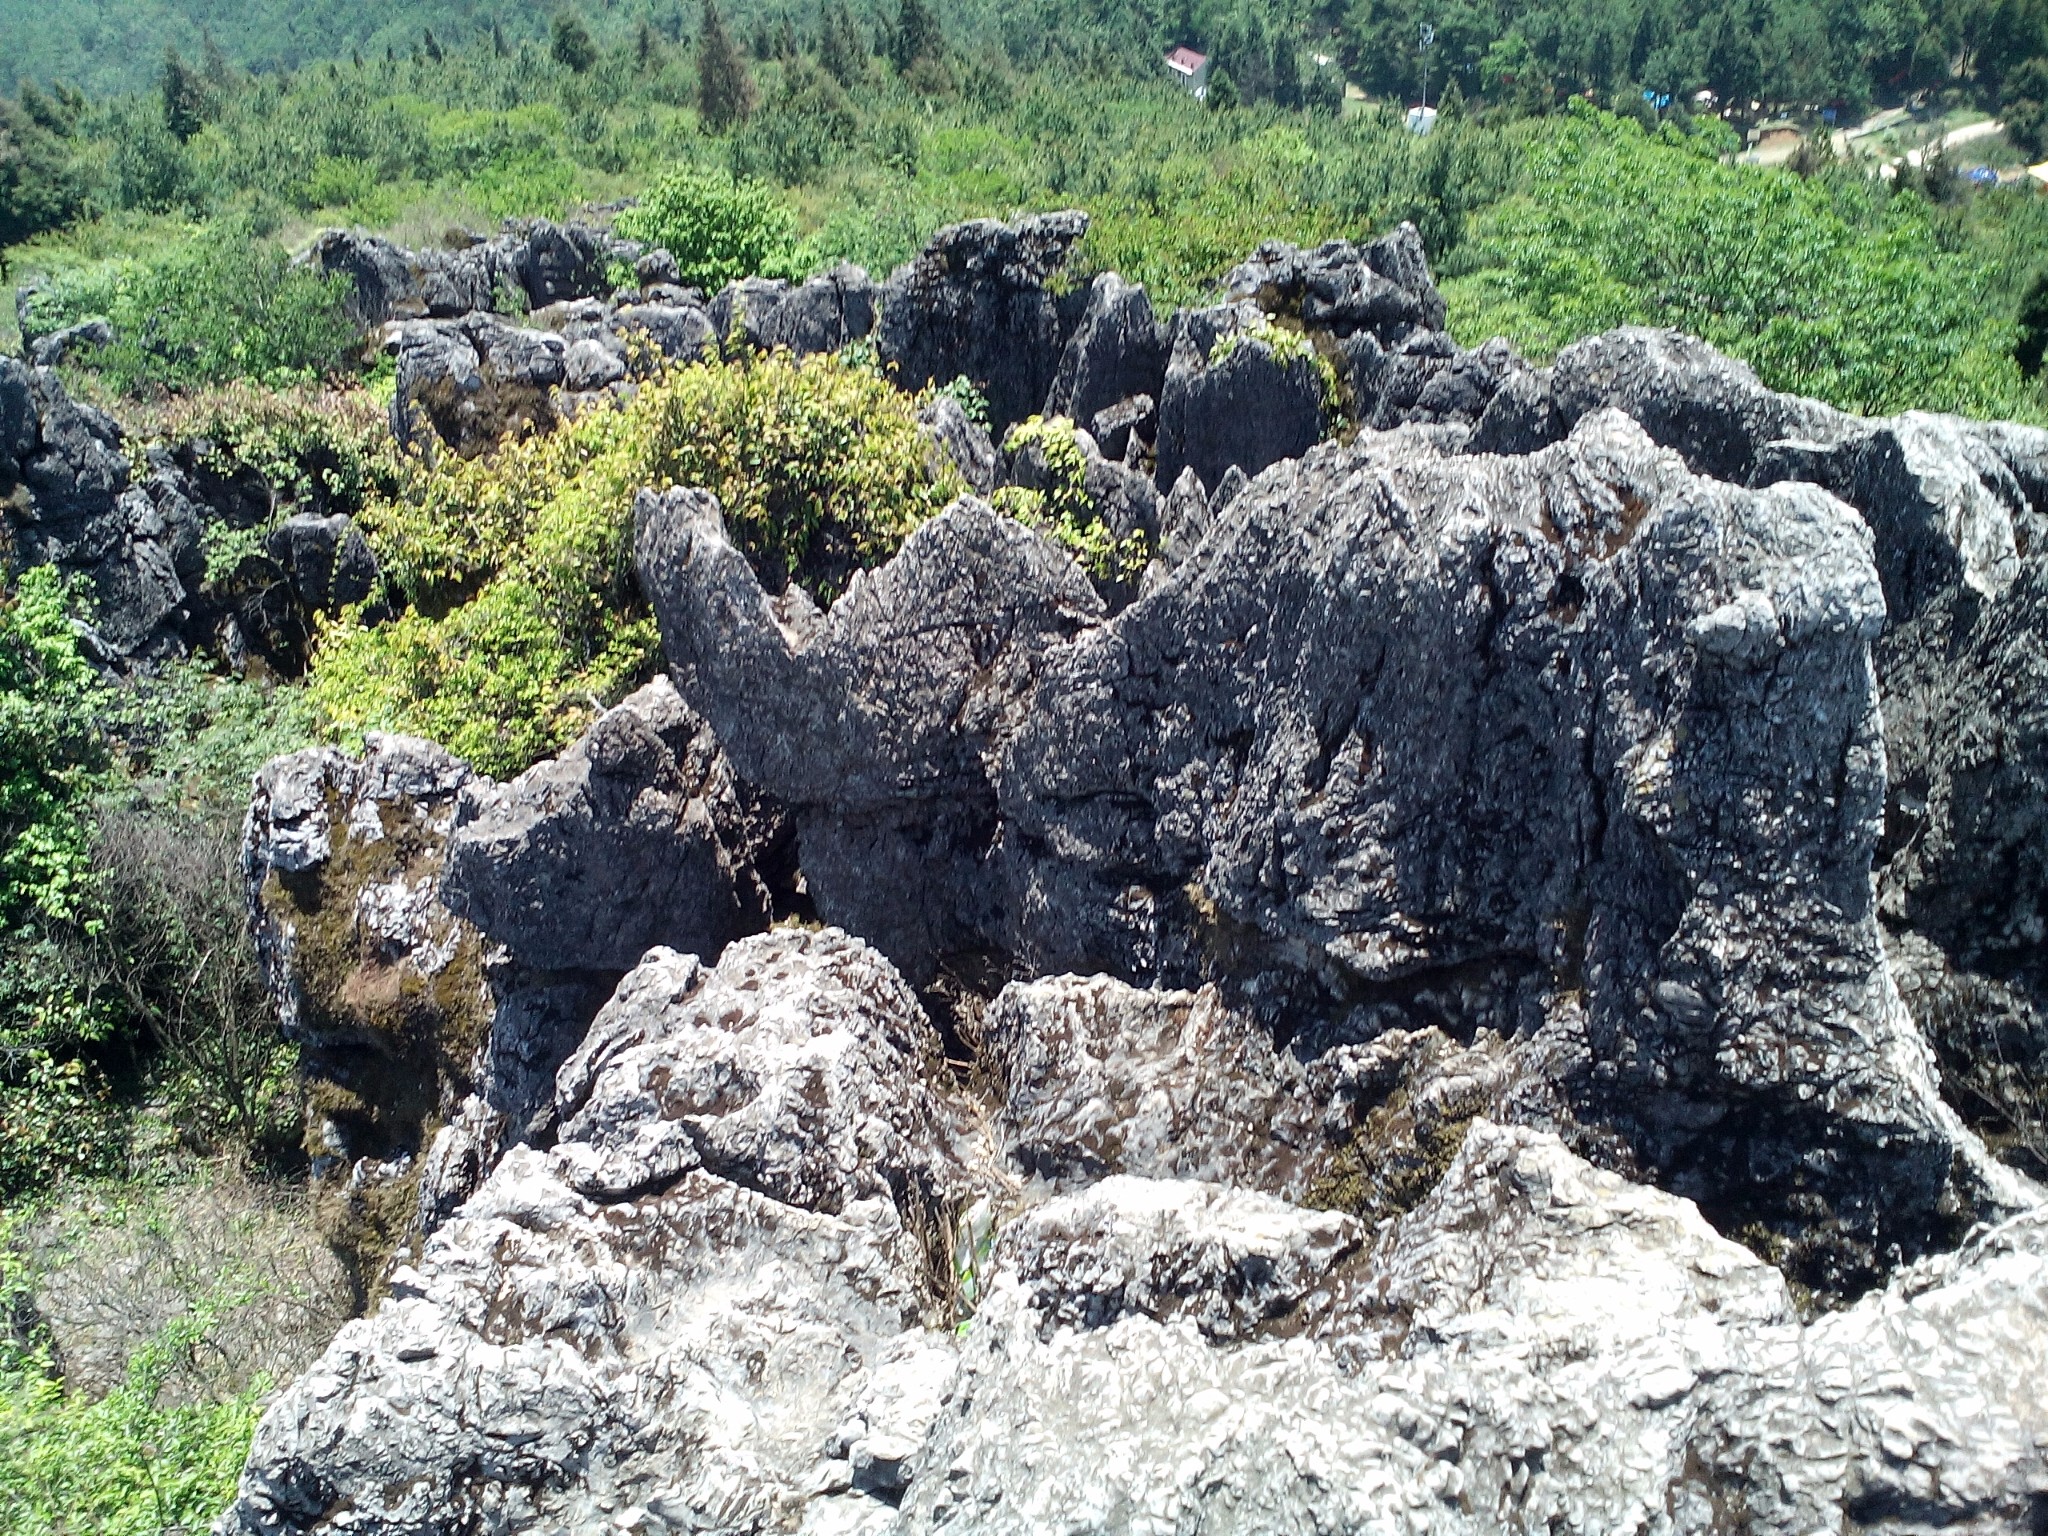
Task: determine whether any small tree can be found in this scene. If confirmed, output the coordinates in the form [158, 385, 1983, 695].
[636, 18, 661, 70]
[818, 1, 867, 85]
[1207, 65, 1240, 110]
[422, 27, 445, 63]
[552, 13, 599, 72]
[2016, 269, 2048, 380]
[698, 2, 758, 131]
[160, 46, 206, 141]
[893, 0, 943, 72]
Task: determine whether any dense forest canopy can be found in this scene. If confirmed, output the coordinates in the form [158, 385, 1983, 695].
[3, 0, 2045, 114]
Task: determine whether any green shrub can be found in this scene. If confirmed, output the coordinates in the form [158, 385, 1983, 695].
[996, 415, 1151, 585]
[614, 165, 800, 290]
[310, 350, 965, 776]
[0, 1233, 268, 1536]
[25, 219, 361, 396]
[1443, 104, 2039, 420]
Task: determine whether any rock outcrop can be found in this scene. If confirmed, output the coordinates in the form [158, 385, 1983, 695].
[876, 210, 1090, 434]
[242, 682, 786, 1297]
[214, 215, 2048, 1532]
[218, 931, 2048, 1536]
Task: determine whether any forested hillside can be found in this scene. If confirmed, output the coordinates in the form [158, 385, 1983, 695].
[1, 0, 2047, 1528]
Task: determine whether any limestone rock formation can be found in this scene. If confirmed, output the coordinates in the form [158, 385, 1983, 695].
[243, 684, 785, 1296]
[440, 677, 787, 973]
[214, 218, 2048, 1532]
[217, 931, 2048, 1536]
[876, 210, 1090, 433]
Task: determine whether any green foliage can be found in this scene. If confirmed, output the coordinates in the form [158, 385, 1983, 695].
[23, 218, 358, 395]
[615, 165, 799, 289]
[699, 1, 759, 133]
[311, 351, 964, 776]
[1443, 105, 2038, 419]
[0, 1233, 268, 1536]
[2018, 269, 2048, 379]
[550, 15, 599, 75]
[997, 415, 1152, 584]
[0, 88, 91, 253]
[0, 587, 313, 1196]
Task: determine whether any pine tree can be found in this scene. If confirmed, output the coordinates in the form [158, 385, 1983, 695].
[552, 12, 599, 72]
[491, 20, 508, 57]
[818, 1, 866, 84]
[201, 29, 231, 92]
[892, 0, 942, 72]
[698, 1, 757, 130]
[160, 46, 205, 141]
[636, 18, 660, 69]
[423, 28, 445, 62]
[777, 15, 799, 59]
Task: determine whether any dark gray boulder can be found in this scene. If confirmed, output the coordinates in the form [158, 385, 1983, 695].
[610, 302, 720, 366]
[1222, 224, 1447, 340]
[1358, 332, 1526, 433]
[756, 264, 876, 355]
[1550, 326, 1846, 486]
[28, 317, 113, 370]
[1087, 392, 1155, 465]
[512, 219, 608, 308]
[388, 316, 565, 454]
[915, 394, 999, 495]
[1, 356, 38, 491]
[440, 677, 784, 973]
[1469, 363, 1564, 454]
[877, 211, 1090, 434]
[1044, 272, 1167, 427]
[300, 230, 421, 326]
[266, 513, 379, 614]
[709, 276, 791, 350]
[1154, 316, 1331, 493]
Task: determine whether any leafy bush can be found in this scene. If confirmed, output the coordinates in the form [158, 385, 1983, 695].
[0, 601, 315, 1194]
[0, 89, 92, 253]
[0, 1208, 269, 1536]
[614, 165, 800, 290]
[1443, 105, 2039, 420]
[310, 350, 964, 776]
[23, 219, 360, 396]
[996, 415, 1151, 586]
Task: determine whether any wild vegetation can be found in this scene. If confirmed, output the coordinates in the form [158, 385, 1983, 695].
[0, 0, 2046, 1523]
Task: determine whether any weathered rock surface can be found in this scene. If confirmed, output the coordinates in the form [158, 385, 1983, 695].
[641, 405, 2032, 1286]
[243, 688, 783, 1296]
[440, 677, 787, 973]
[302, 219, 631, 327]
[217, 930, 2048, 1535]
[635, 486, 1102, 983]
[877, 210, 1090, 434]
[219, 222, 2048, 1533]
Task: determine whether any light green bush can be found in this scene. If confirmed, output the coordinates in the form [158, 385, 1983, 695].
[613, 164, 801, 289]
[311, 349, 965, 776]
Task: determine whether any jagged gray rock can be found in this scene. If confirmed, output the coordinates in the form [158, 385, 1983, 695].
[1044, 271, 1167, 428]
[1153, 310, 1331, 493]
[265, 513, 378, 614]
[216, 928, 2048, 1536]
[915, 394, 1000, 495]
[877, 210, 1090, 433]
[27, 316, 112, 369]
[244, 692, 785, 1294]
[218, 929, 988, 1536]
[640, 406, 2032, 1285]
[439, 677, 784, 973]
[388, 314, 565, 454]
[636, 486, 1102, 981]
[755, 263, 877, 355]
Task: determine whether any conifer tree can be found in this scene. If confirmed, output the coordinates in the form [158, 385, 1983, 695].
[698, 2, 757, 130]
[491, 20, 508, 57]
[160, 46, 205, 141]
[423, 28, 444, 62]
[818, 1, 866, 84]
[636, 18, 660, 70]
[892, 0, 942, 72]
[552, 12, 599, 72]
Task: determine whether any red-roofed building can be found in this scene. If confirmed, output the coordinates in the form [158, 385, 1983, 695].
[1165, 46, 1211, 98]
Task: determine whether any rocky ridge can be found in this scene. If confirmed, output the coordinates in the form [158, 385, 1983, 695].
[10, 208, 2046, 1531]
